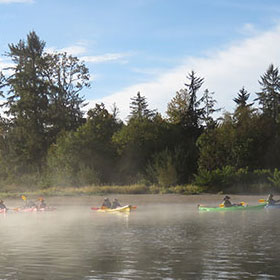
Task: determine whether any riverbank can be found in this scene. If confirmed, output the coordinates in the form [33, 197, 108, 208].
[0, 184, 207, 199]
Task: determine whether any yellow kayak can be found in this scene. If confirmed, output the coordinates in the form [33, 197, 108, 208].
[97, 205, 132, 213]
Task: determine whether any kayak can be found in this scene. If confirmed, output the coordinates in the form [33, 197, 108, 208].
[38, 207, 56, 211]
[96, 205, 132, 213]
[91, 205, 136, 211]
[16, 206, 56, 212]
[17, 207, 38, 212]
[265, 204, 280, 209]
[198, 203, 266, 212]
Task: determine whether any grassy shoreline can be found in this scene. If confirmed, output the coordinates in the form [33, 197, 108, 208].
[0, 184, 207, 199]
[0, 183, 275, 199]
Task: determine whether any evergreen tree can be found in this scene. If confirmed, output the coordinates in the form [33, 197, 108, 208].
[166, 71, 204, 183]
[200, 89, 221, 129]
[234, 87, 253, 108]
[129, 91, 156, 120]
[45, 52, 90, 141]
[0, 31, 90, 175]
[256, 64, 280, 123]
[2, 31, 49, 172]
[167, 71, 204, 129]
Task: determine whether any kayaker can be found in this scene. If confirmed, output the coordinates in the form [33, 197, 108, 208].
[37, 197, 47, 209]
[101, 198, 111, 209]
[111, 198, 121, 209]
[21, 195, 37, 208]
[267, 194, 280, 205]
[223, 196, 233, 207]
[0, 200, 7, 209]
[222, 196, 242, 207]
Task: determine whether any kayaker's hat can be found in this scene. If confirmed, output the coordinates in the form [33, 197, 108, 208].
[224, 196, 230, 200]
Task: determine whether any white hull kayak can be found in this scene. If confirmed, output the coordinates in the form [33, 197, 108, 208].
[97, 205, 132, 213]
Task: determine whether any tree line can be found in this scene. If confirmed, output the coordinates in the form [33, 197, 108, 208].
[0, 31, 280, 193]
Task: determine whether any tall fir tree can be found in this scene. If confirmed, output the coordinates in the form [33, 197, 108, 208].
[1, 31, 90, 175]
[129, 91, 156, 120]
[256, 64, 280, 123]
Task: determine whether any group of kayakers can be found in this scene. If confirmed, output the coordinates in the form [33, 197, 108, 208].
[221, 194, 280, 207]
[21, 195, 47, 209]
[0, 195, 47, 211]
[101, 197, 122, 209]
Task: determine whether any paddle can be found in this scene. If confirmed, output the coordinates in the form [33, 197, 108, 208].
[258, 199, 267, 203]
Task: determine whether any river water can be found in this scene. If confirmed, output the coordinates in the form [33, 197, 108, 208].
[0, 194, 279, 280]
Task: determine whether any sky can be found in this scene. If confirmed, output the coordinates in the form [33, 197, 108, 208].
[1, 0, 280, 120]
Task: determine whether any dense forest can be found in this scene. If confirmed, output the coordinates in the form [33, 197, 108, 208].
[0, 31, 280, 194]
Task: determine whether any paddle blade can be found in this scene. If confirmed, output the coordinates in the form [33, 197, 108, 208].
[21, 195, 27, 201]
[240, 201, 247, 206]
[258, 199, 266, 203]
[219, 204, 225, 208]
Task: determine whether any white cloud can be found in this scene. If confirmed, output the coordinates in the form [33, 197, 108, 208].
[60, 45, 87, 56]
[0, 0, 33, 3]
[0, 58, 13, 74]
[81, 53, 128, 64]
[46, 45, 87, 56]
[47, 44, 128, 64]
[86, 24, 280, 121]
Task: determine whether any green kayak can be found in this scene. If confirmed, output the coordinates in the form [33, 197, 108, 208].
[198, 203, 266, 212]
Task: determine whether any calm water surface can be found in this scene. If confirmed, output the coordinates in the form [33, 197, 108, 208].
[0, 195, 279, 280]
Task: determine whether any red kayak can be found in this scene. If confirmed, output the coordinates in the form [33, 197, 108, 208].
[16, 207, 56, 212]
[0, 208, 7, 214]
[38, 207, 56, 211]
[17, 207, 38, 212]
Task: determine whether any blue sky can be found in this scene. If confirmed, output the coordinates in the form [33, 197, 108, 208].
[1, 0, 280, 120]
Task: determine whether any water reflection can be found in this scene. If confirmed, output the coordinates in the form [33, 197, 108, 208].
[0, 203, 279, 279]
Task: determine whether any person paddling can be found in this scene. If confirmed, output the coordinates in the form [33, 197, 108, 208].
[37, 197, 47, 209]
[101, 198, 111, 209]
[222, 196, 242, 207]
[0, 200, 7, 210]
[21, 195, 37, 208]
[267, 194, 280, 205]
[111, 198, 121, 209]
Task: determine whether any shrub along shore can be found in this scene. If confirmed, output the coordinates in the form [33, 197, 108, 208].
[0, 180, 276, 199]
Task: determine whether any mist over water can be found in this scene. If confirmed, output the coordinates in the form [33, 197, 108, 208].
[0, 195, 279, 279]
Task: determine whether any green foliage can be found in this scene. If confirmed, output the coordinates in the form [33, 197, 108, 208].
[167, 71, 204, 130]
[0, 31, 90, 175]
[148, 184, 205, 194]
[256, 64, 280, 123]
[194, 166, 236, 190]
[113, 113, 168, 183]
[2, 33, 280, 193]
[47, 103, 120, 186]
[146, 149, 178, 187]
[268, 169, 280, 188]
[129, 91, 156, 120]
